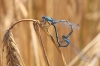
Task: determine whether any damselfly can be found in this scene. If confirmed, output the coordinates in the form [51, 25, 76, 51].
[41, 15, 90, 61]
[42, 15, 79, 47]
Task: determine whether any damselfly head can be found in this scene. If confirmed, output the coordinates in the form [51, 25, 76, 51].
[42, 15, 46, 19]
[62, 35, 66, 38]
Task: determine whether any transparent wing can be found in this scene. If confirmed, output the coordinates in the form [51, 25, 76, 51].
[59, 38, 90, 61]
[58, 22, 80, 30]
[70, 42, 90, 61]
[54, 20, 80, 30]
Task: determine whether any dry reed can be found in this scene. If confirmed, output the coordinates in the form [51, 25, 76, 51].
[33, 22, 50, 66]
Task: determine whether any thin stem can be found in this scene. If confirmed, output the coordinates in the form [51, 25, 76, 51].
[33, 23, 50, 66]
[7, 19, 39, 31]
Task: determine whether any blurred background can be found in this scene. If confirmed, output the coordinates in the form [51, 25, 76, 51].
[0, 0, 100, 66]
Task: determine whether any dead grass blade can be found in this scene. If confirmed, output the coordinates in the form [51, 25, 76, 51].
[39, 22, 67, 66]
[33, 22, 50, 66]
[1, 30, 25, 66]
[30, 22, 41, 66]
[88, 52, 100, 66]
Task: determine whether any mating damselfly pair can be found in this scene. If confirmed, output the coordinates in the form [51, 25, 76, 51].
[41, 15, 90, 61]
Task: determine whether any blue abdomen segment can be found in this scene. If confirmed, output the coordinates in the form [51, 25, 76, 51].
[45, 17, 53, 22]
[65, 39, 70, 43]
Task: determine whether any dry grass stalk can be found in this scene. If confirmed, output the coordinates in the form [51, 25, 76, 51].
[33, 22, 50, 66]
[88, 53, 100, 66]
[14, 0, 28, 18]
[87, 36, 100, 66]
[1, 30, 25, 66]
[8, 19, 38, 30]
[29, 22, 41, 66]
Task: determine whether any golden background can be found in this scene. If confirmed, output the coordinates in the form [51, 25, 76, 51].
[0, 0, 100, 66]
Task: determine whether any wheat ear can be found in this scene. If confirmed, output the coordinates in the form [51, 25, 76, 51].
[2, 30, 25, 66]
